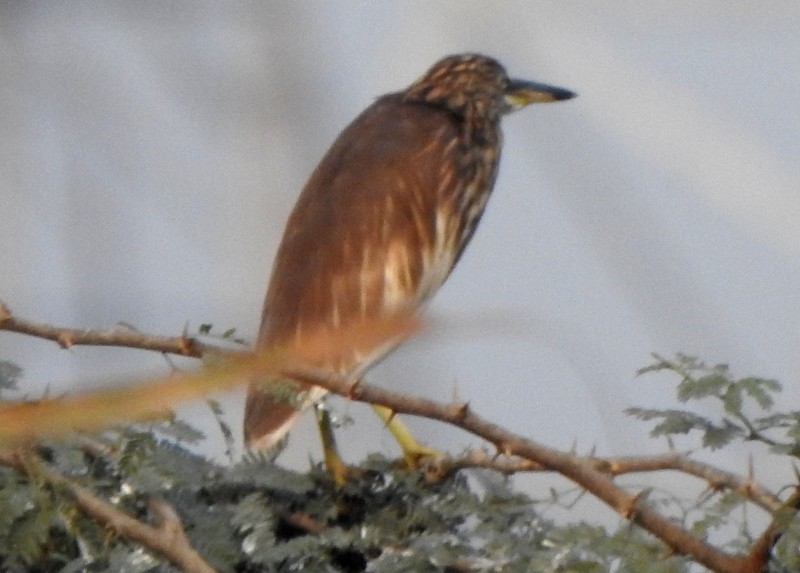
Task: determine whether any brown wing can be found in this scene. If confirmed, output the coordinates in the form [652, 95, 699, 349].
[261, 94, 469, 356]
[245, 94, 491, 449]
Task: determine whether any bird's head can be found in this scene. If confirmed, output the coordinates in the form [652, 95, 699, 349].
[404, 53, 575, 122]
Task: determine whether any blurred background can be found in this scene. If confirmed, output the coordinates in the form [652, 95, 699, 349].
[1, 2, 799, 521]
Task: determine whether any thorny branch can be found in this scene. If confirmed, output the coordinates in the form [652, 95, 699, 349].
[432, 449, 782, 512]
[0, 450, 218, 573]
[0, 301, 206, 357]
[2, 303, 797, 573]
[286, 366, 782, 573]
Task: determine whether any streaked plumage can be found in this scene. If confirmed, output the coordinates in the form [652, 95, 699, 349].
[245, 54, 574, 450]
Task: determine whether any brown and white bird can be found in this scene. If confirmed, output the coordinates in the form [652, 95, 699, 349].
[244, 54, 574, 454]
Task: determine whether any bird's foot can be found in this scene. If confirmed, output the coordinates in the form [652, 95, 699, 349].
[315, 404, 353, 486]
[399, 441, 442, 468]
[371, 404, 443, 470]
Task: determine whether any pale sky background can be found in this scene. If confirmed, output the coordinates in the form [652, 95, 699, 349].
[2, 2, 799, 524]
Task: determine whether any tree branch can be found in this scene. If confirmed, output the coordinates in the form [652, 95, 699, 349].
[0, 450, 218, 573]
[0, 302, 206, 357]
[284, 366, 769, 573]
[603, 453, 782, 512]
[433, 449, 781, 512]
[745, 487, 800, 572]
[1, 304, 787, 573]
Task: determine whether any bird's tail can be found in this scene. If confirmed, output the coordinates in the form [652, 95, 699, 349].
[243, 312, 420, 450]
[243, 379, 328, 451]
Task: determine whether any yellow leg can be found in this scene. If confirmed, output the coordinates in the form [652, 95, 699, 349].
[315, 404, 349, 485]
[372, 405, 441, 467]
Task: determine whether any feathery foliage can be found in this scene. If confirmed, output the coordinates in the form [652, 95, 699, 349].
[0, 354, 798, 572]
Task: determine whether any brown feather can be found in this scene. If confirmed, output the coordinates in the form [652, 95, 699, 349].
[244, 92, 500, 447]
[244, 54, 574, 449]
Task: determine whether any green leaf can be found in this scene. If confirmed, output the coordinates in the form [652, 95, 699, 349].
[227, 454, 315, 495]
[677, 373, 728, 402]
[231, 494, 278, 564]
[701, 422, 740, 450]
[6, 499, 56, 564]
[626, 408, 713, 437]
[722, 383, 743, 414]
[207, 399, 235, 463]
[0, 482, 35, 537]
[738, 376, 781, 410]
[781, 414, 800, 441]
[106, 545, 162, 573]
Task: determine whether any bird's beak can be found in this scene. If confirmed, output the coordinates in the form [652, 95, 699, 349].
[504, 79, 576, 111]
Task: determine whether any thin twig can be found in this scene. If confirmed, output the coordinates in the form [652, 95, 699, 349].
[426, 449, 780, 512]
[603, 453, 782, 512]
[0, 302, 207, 357]
[0, 450, 218, 573]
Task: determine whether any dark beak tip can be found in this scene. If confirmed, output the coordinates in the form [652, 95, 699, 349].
[554, 88, 577, 101]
